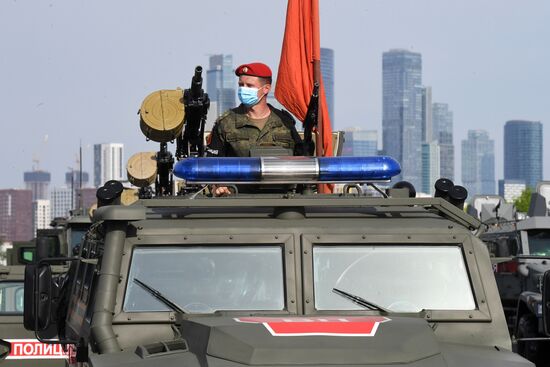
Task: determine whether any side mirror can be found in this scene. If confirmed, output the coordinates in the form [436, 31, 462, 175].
[23, 264, 53, 331]
[543, 270, 550, 336]
[0, 339, 11, 361]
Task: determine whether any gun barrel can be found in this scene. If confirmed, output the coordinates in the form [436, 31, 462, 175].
[191, 66, 203, 95]
[194, 66, 202, 80]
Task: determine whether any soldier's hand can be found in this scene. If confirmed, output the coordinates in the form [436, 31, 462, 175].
[212, 185, 232, 197]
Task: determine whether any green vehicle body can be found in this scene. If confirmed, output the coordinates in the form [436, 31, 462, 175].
[21, 192, 535, 366]
[0, 215, 90, 365]
[480, 214, 550, 365]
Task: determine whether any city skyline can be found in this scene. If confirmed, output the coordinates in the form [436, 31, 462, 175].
[0, 45, 542, 199]
[1, 1, 548, 191]
[0, 83, 540, 198]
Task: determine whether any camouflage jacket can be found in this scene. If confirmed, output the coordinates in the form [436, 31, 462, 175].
[207, 104, 303, 157]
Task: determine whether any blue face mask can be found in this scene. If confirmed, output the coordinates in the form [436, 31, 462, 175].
[238, 86, 263, 107]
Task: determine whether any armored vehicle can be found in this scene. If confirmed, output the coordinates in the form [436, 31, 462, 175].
[477, 185, 550, 365]
[19, 178, 543, 367]
[13, 66, 539, 367]
[0, 214, 91, 365]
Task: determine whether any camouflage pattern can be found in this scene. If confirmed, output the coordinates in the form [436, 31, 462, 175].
[207, 104, 301, 157]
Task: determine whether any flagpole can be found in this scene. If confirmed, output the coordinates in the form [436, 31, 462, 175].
[313, 59, 323, 158]
[312, 0, 323, 159]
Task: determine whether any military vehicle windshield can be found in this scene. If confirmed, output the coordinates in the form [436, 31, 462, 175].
[0, 281, 24, 314]
[124, 246, 285, 313]
[526, 229, 550, 256]
[313, 246, 476, 312]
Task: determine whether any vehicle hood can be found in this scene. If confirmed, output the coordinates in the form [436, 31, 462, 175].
[183, 315, 436, 365]
[88, 315, 533, 367]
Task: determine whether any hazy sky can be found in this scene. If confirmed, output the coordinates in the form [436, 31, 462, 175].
[1, 0, 549, 189]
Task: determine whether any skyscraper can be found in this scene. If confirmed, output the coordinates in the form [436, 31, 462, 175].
[504, 120, 543, 188]
[421, 86, 432, 143]
[422, 141, 440, 195]
[206, 54, 236, 116]
[432, 103, 454, 180]
[462, 130, 495, 196]
[32, 199, 51, 236]
[51, 187, 74, 218]
[94, 143, 124, 187]
[343, 128, 378, 156]
[0, 189, 32, 242]
[24, 170, 51, 201]
[320, 47, 335, 127]
[382, 49, 423, 189]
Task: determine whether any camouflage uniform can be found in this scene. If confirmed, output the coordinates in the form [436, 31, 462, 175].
[207, 104, 303, 157]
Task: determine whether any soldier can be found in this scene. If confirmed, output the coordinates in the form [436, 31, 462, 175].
[207, 62, 303, 196]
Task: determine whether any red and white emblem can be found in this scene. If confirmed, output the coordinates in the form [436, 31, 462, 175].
[5, 339, 68, 360]
[234, 316, 390, 337]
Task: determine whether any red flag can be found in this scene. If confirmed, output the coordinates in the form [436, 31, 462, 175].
[275, 0, 334, 160]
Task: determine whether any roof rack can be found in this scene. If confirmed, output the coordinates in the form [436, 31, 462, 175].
[133, 196, 480, 230]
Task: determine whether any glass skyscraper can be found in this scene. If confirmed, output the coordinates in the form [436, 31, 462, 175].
[206, 54, 236, 116]
[421, 86, 432, 143]
[343, 129, 378, 156]
[461, 130, 495, 196]
[504, 120, 542, 188]
[432, 103, 454, 181]
[382, 49, 423, 189]
[422, 141, 440, 195]
[320, 48, 335, 128]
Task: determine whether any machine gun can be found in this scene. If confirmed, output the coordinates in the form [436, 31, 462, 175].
[177, 66, 210, 159]
[299, 82, 319, 156]
[136, 66, 210, 197]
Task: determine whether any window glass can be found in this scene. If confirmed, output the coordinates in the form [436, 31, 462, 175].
[0, 282, 24, 314]
[313, 245, 475, 312]
[124, 246, 285, 313]
[527, 230, 550, 256]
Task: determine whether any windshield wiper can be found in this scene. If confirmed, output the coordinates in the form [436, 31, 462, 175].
[134, 278, 187, 314]
[332, 287, 390, 313]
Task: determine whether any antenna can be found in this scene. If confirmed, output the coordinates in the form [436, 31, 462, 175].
[68, 166, 74, 211]
[79, 141, 83, 212]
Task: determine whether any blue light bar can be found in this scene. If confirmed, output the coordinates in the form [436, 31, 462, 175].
[174, 157, 261, 182]
[318, 156, 401, 181]
[173, 156, 401, 184]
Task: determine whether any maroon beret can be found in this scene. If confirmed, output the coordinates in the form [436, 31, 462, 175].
[235, 62, 272, 78]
